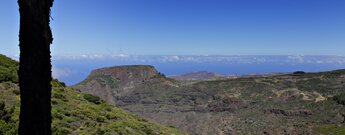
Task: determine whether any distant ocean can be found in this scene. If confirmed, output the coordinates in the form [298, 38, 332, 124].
[51, 55, 345, 86]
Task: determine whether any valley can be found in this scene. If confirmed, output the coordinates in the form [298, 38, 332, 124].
[74, 65, 345, 135]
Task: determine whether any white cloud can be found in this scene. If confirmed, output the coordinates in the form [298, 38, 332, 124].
[52, 67, 73, 78]
[287, 55, 305, 63]
[159, 55, 180, 62]
[110, 54, 129, 58]
[51, 54, 345, 65]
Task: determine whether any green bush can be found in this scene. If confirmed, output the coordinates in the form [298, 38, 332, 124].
[0, 101, 17, 135]
[83, 94, 101, 104]
[0, 120, 17, 135]
[12, 90, 20, 95]
[0, 101, 14, 122]
[158, 72, 166, 78]
[0, 54, 19, 83]
[333, 93, 345, 105]
[52, 79, 66, 87]
[52, 126, 71, 135]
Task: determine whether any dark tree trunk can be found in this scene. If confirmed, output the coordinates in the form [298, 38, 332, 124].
[18, 0, 54, 134]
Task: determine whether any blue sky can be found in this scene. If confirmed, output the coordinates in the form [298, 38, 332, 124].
[0, 0, 345, 56]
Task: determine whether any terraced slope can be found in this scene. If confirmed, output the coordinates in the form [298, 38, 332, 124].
[75, 66, 345, 135]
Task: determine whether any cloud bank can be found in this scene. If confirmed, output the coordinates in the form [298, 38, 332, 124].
[52, 54, 345, 65]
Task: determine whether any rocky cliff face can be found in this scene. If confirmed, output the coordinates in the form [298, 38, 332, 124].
[74, 66, 345, 135]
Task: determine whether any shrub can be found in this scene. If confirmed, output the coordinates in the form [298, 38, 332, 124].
[51, 79, 66, 87]
[53, 93, 67, 101]
[12, 90, 20, 95]
[158, 72, 166, 78]
[83, 94, 101, 104]
[0, 120, 17, 135]
[333, 93, 345, 105]
[0, 101, 14, 122]
[52, 126, 71, 135]
[0, 54, 19, 83]
[96, 116, 105, 122]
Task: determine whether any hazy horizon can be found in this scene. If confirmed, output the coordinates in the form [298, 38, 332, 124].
[44, 55, 345, 85]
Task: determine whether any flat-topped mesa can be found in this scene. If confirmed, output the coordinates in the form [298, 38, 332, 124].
[73, 65, 172, 105]
[88, 65, 161, 83]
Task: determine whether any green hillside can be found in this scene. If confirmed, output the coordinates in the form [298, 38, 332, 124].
[0, 54, 18, 83]
[0, 55, 186, 135]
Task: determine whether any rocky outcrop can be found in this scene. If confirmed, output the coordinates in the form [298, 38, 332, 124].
[73, 65, 172, 104]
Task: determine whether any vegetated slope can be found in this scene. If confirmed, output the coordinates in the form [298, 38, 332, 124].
[74, 65, 345, 135]
[0, 54, 18, 83]
[0, 55, 185, 135]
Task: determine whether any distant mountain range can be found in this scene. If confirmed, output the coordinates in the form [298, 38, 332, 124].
[169, 71, 287, 81]
[169, 71, 227, 80]
[74, 65, 345, 135]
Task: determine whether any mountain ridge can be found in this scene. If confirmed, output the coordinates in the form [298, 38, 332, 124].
[168, 71, 288, 81]
[74, 65, 345, 135]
